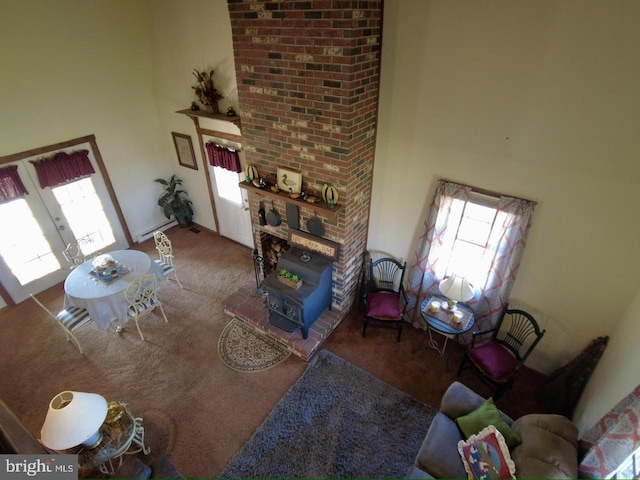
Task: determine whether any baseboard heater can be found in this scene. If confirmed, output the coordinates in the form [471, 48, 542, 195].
[136, 220, 177, 243]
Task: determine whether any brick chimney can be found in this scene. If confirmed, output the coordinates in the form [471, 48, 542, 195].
[227, 0, 382, 313]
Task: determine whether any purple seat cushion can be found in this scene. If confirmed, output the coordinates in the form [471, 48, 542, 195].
[366, 291, 402, 320]
[468, 342, 520, 382]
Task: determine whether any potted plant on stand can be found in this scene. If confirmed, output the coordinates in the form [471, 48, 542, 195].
[154, 175, 194, 228]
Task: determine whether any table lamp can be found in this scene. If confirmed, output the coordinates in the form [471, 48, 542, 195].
[438, 274, 474, 311]
[41, 391, 108, 451]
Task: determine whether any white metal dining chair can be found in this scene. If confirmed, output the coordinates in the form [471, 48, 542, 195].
[153, 231, 183, 288]
[30, 294, 92, 354]
[124, 273, 169, 341]
[63, 241, 87, 269]
[63, 238, 98, 269]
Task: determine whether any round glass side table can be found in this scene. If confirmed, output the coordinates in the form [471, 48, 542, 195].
[76, 402, 150, 478]
[415, 295, 475, 369]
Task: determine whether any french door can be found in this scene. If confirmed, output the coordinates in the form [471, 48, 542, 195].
[0, 140, 129, 304]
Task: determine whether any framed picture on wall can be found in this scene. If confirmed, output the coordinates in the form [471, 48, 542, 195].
[172, 132, 198, 170]
[277, 166, 302, 194]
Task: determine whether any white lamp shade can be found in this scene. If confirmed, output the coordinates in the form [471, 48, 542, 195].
[41, 391, 108, 450]
[439, 275, 474, 303]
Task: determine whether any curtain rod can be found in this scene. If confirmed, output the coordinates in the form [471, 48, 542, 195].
[207, 140, 240, 150]
[206, 138, 241, 151]
[441, 179, 537, 205]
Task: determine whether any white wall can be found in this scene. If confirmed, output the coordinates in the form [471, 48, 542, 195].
[150, 0, 240, 233]
[0, 0, 239, 248]
[573, 291, 640, 436]
[0, 0, 173, 241]
[371, 0, 640, 378]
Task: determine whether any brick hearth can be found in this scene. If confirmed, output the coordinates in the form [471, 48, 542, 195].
[222, 282, 345, 360]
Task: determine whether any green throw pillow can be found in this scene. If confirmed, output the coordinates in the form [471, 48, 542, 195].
[455, 398, 521, 448]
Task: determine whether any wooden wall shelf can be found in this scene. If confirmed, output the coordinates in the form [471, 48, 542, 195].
[176, 109, 241, 129]
[240, 182, 342, 220]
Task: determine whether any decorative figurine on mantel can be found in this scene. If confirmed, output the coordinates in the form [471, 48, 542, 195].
[226, 107, 237, 117]
[245, 164, 259, 184]
[192, 68, 223, 114]
[322, 183, 339, 208]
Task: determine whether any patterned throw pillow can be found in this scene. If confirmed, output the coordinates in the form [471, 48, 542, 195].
[458, 425, 517, 479]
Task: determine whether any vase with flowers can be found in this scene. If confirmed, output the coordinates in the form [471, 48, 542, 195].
[192, 68, 224, 114]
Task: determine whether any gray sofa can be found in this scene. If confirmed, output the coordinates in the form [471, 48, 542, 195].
[0, 399, 183, 479]
[408, 381, 579, 478]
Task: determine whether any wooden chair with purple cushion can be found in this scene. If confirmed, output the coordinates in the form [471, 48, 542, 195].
[457, 305, 545, 399]
[362, 257, 408, 342]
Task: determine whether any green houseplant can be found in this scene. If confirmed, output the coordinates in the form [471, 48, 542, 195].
[278, 269, 302, 289]
[154, 175, 194, 228]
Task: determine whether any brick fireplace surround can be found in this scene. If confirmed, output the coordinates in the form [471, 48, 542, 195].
[223, 0, 382, 359]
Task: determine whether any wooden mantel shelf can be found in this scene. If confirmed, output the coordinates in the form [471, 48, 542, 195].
[240, 182, 343, 220]
[176, 109, 241, 129]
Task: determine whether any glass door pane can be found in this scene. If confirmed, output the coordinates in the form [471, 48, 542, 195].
[0, 198, 64, 284]
[51, 178, 116, 256]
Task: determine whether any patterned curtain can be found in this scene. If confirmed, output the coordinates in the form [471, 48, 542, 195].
[473, 194, 536, 330]
[579, 384, 640, 478]
[406, 181, 470, 326]
[30, 150, 95, 189]
[405, 180, 536, 333]
[206, 142, 241, 173]
[0, 165, 29, 204]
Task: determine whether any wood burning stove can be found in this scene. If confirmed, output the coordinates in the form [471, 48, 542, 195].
[262, 247, 333, 339]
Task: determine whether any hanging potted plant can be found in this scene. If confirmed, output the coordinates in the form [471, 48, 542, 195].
[154, 175, 194, 228]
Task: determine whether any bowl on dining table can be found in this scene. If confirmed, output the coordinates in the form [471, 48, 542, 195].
[92, 254, 116, 272]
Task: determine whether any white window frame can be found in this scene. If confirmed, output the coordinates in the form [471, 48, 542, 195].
[443, 192, 499, 289]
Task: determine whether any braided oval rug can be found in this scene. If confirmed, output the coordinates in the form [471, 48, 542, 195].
[217, 317, 291, 372]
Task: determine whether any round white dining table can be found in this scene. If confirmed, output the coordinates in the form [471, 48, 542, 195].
[64, 250, 162, 331]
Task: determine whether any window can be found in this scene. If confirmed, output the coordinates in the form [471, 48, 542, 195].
[405, 180, 536, 328]
[608, 446, 640, 479]
[0, 198, 61, 284]
[51, 178, 115, 255]
[445, 194, 498, 288]
[213, 167, 243, 207]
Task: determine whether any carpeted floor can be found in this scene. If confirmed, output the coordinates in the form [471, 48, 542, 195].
[0, 227, 547, 478]
[0, 228, 309, 478]
[219, 349, 437, 478]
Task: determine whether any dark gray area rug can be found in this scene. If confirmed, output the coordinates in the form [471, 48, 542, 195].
[218, 349, 436, 478]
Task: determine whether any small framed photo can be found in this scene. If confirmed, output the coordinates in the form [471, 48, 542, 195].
[172, 132, 198, 170]
[277, 166, 302, 194]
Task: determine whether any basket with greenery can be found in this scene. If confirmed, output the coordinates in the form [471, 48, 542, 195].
[278, 269, 302, 289]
